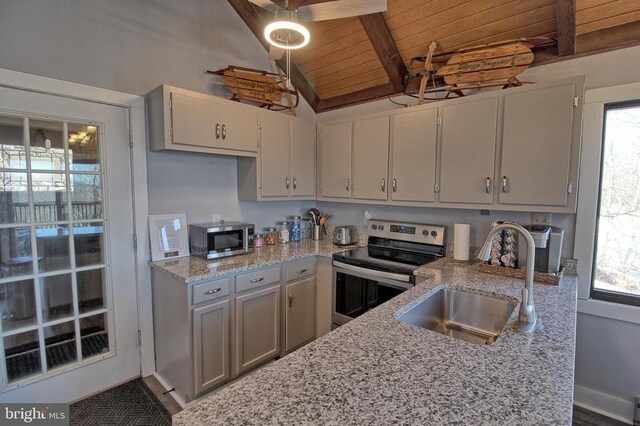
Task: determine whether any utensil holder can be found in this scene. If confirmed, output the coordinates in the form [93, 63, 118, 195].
[312, 225, 323, 240]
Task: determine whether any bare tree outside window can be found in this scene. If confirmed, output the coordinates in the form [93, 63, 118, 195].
[593, 103, 640, 301]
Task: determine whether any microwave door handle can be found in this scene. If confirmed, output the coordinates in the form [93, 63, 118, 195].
[244, 227, 249, 251]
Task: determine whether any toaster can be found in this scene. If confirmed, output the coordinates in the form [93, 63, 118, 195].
[333, 225, 358, 246]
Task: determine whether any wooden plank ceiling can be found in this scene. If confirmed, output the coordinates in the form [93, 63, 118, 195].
[228, 0, 640, 112]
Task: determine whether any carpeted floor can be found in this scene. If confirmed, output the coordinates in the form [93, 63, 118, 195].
[70, 379, 171, 426]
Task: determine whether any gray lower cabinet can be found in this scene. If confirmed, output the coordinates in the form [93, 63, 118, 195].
[234, 284, 281, 375]
[284, 277, 315, 352]
[192, 299, 230, 394]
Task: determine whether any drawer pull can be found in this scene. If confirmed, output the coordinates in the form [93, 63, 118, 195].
[250, 277, 264, 283]
[296, 268, 307, 274]
[204, 288, 221, 295]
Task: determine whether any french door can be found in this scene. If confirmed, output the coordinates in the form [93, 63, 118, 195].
[0, 87, 139, 402]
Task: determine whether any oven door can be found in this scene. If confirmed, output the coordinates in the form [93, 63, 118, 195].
[332, 261, 413, 326]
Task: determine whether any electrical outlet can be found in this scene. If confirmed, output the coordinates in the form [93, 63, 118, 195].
[531, 213, 552, 225]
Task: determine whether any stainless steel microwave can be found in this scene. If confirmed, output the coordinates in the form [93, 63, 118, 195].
[189, 222, 255, 259]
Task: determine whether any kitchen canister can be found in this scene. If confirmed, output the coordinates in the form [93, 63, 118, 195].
[453, 223, 471, 261]
[254, 233, 264, 248]
[265, 227, 277, 245]
[289, 216, 301, 242]
[278, 221, 290, 244]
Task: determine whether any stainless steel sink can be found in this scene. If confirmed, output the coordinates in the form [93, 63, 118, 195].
[398, 288, 517, 345]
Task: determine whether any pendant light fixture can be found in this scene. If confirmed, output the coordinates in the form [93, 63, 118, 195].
[264, 7, 310, 50]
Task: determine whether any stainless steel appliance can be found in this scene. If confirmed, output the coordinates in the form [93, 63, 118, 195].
[189, 221, 255, 259]
[517, 225, 564, 274]
[332, 219, 446, 327]
[333, 225, 358, 246]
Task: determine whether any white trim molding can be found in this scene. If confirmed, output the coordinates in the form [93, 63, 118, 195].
[0, 68, 154, 376]
[574, 385, 636, 424]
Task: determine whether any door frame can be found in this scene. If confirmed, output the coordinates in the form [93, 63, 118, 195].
[0, 68, 154, 377]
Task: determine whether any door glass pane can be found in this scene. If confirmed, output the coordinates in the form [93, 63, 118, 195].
[77, 268, 105, 314]
[4, 330, 41, 382]
[0, 227, 33, 278]
[1, 172, 30, 224]
[80, 313, 109, 359]
[36, 225, 71, 272]
[40, 273, 73, 322]
[0, 115, 26, 170]
[31, 172, 67, 223]
[0, 279, 37, 331]
[594, 104, 640, 299]
[44, 320, 77, 369]
[29, 120, 65, 171]
[74, 224, 104, 267]
[68, 174, 102, 220]
[68, 123, 100, 172]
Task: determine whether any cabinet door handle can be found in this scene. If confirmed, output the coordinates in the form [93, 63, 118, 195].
[293, 177, 297, 190]
[345, 178, 350, 191]
[250, 277, 264, 283]
[381, 178, 386, 192]
[204, 288, 221, 295]
[215, 123, 220, 139]
[502, 176, 508, 193]
[485, 177, 491, 193]
[221, 124, 227, 140]
[288, 294, 293, 308]
[285, 177, 290, 189]
[392, 178, 397, 192]
[296, 268, 307, 274]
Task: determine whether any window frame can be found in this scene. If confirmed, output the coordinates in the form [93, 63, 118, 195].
[589, 100, 640, 307]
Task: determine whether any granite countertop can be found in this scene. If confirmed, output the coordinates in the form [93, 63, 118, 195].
[173, 258, 578, 425]
[149, 238, 360, 283]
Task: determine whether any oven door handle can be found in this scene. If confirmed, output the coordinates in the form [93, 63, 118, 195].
[332, 261, 414, 286]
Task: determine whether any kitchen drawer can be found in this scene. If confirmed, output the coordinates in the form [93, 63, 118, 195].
[192, 278, 230, 305]
[285, 259, 315, 282]
[235, 266, 281, 293]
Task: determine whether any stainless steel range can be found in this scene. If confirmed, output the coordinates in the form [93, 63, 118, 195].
[332, 219, 446, 327]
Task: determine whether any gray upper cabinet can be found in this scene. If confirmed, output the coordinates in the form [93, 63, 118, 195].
[147, 84, 258, 156]
[499, 82, 579, 208]
[284, 276, 315, 353]
[353, 116, 390, 201]
[290, 120, 316, 197]
[439, 97, 498, 204]
[319, 121, 353, 199]
[260, 113, 291, 197]
[192, 299, 230, 395]
[391, 108, 438, 203]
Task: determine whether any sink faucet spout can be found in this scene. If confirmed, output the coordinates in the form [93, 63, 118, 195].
[478, 222, 541, 334]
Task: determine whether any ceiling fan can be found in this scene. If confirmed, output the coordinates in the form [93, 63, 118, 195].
[248, 0, 387, 60]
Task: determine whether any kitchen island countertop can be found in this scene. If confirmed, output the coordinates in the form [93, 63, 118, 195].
[173, 257, 577, 425]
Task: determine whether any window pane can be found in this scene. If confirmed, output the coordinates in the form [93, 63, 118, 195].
[68, 123, 100, 172]
[77, 268, 105, 314]
[29, 120, 65, 171]
[36, 225, 71, 272]
[68, 174, 102, 220]
[0, 171, 30, 224]
[80, 313, 109, 359]
[0, 115, 26, 170]
[594, 105, 640, 298]
[40, 273, 73, 322]
[74, 224, 104, 267]
[4, 330, 41, 382]
[44, 320, 77, 369]
[0, 227, 33, 278]
[0, 279, 37, 332]
[31, 172, 68, 223]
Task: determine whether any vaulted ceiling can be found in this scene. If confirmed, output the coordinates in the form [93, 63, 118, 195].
[228, 0, 640, 112]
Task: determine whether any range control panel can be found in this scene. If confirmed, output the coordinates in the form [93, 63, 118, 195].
[368, 219, 446, 246]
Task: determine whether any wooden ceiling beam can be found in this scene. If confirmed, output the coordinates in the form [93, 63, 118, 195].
[576, 20, 640, 56]
[316, 82, 395, 112]
[226, 0, 321, 110]
[359, 13, 408, 92]
[556, 0, 576, 56]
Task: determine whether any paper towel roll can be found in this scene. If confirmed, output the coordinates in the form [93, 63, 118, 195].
[453, 223, 471, 261]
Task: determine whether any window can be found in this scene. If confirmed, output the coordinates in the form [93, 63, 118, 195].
[591, 101, 640, 306]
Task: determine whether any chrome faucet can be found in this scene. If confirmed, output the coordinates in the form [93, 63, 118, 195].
[478, 222, 542, 334]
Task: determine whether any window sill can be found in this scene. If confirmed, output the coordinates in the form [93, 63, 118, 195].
[577, 297, 640, 324]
